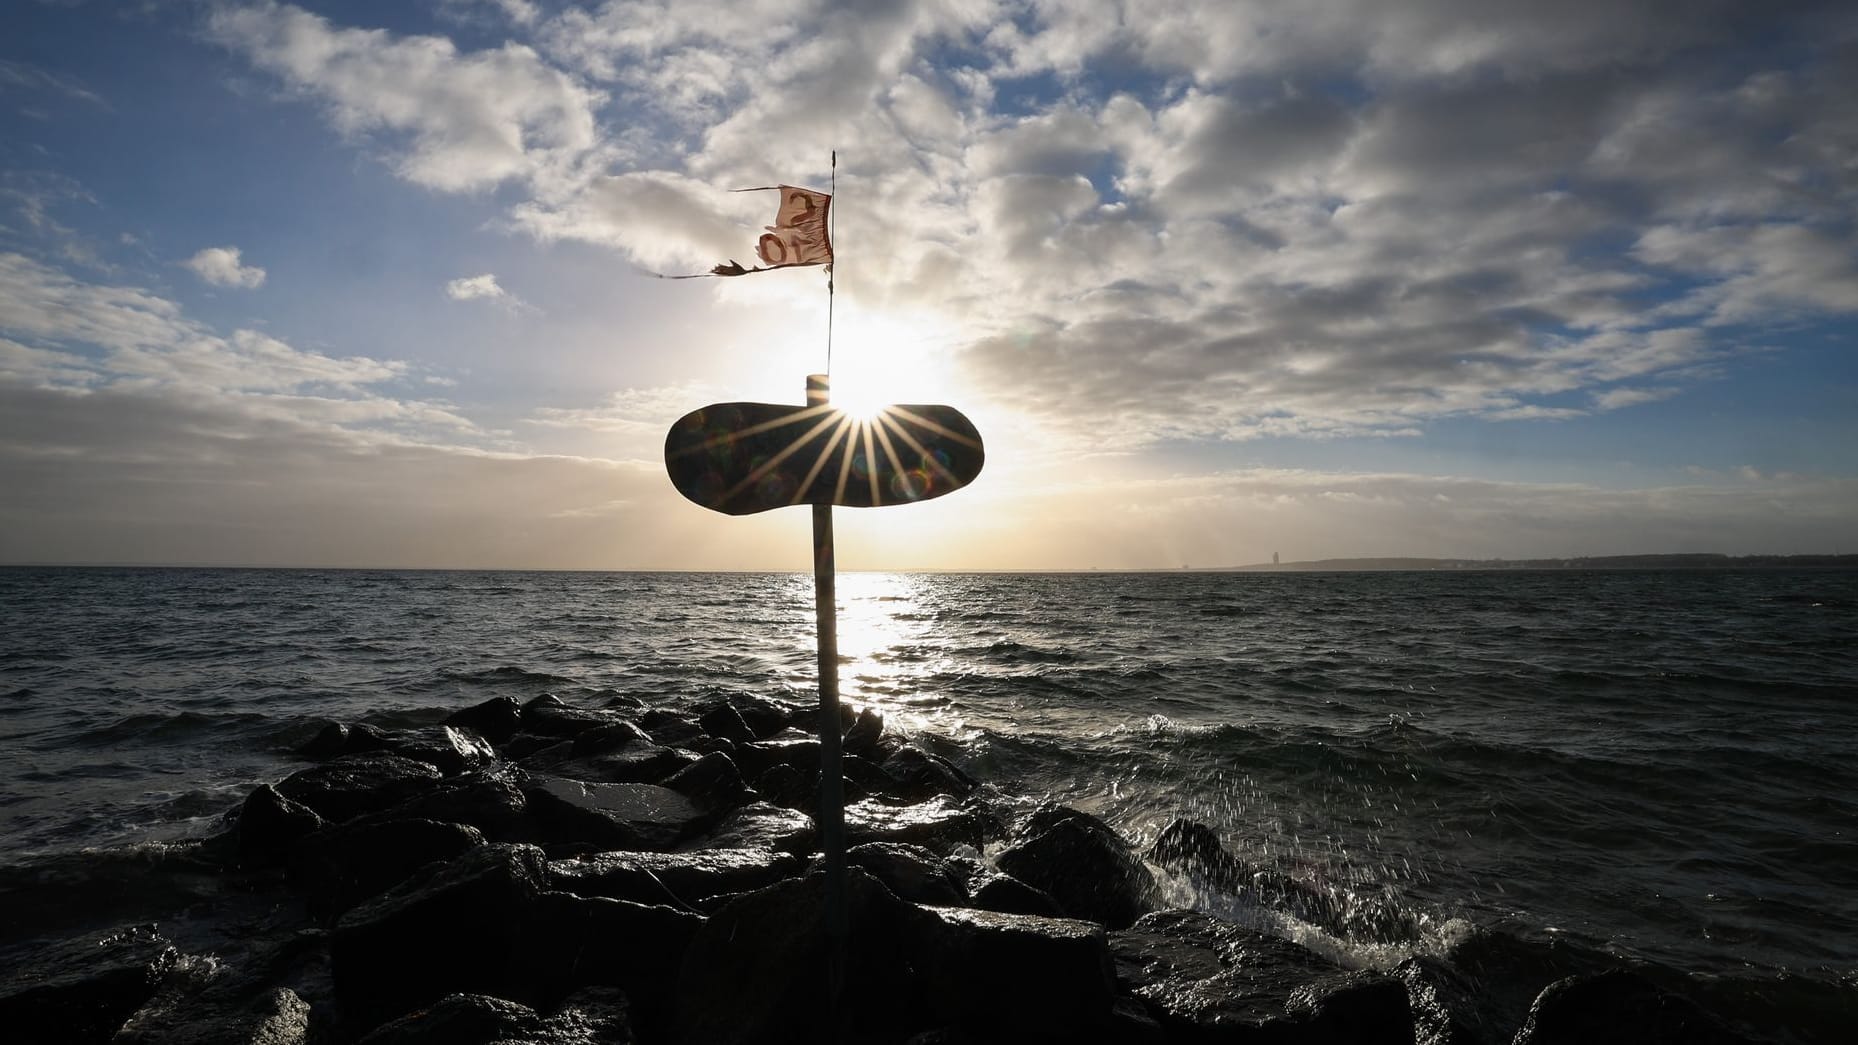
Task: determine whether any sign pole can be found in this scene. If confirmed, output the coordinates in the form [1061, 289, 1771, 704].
[806, 373, 849, 1027]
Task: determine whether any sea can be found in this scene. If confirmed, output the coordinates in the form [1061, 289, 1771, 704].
[2, 566, 1855, 1030]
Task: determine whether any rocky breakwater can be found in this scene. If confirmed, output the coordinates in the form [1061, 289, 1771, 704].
[0, 691, 1779, 1044]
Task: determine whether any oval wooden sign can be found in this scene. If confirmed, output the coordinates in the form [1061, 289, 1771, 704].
[665, 402, 985, 516]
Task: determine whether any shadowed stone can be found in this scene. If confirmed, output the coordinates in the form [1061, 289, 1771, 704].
[692, 802, 816, 855]
[289, 818, 484, 919]
[524, 777, 705, 852]
[845, 795, 990, 853]
[0, 924, 180, 1045]
[275, 755, 442, 824]
[1513, 970, 1753, 1045]
[550, 847, 802, 908]
[994, 806, 1158, 929]
[237, 783, 325, 869]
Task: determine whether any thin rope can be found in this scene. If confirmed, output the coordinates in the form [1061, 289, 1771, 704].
[826, 150, 837, 377]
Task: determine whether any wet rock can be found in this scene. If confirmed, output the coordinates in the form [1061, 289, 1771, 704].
[444, 696, 524, 744]
[237, 783, 325, 869]
[0, 924, 180, 1044]
[1109, 909, 1413, 1044]
[917, 905, 1117, 1039]
[731, 737, 820, 779]
[845, 795, 991, 853]
[503, 734, 572, 761]
[637, 709, 707, 747]
[275, 754, 443, 824]
[568, 720, 655, 757]
[289, 817, 484, 919]
[374, 761, 530, 841]
[661, 751, 753, 811]
[567, 744, 693, 785]
[522, 704, 628, 740]
[842, 706, 885, 758]
[994, 805, 1158, 929]
[880, 745, 976, 801]
[1441, 923, 1615, 1041]
[383, 725, 497, 776]
[549, 847, 802, 908]
[1513, 969, 1752, 1045]
[697, 702, 757, 745]
[523, 776, 705, 852]
[1146, 818, 1248, 890]
[116, 981, 311, 1045]
[842, 842, 965, 906]
[330, 843, 548, 1026]
[515, 891, 701, 1031]
[353, 989, 633, 1045]
[693, 801, 817, 855]
[676, 869, 933, 1044]
[968, 872, 1065, 918]
[297, 721, 392, 761]
[721, 692, 809, 739]
[1394, 954, 1493, 1045]
[753, 763, 811, 809]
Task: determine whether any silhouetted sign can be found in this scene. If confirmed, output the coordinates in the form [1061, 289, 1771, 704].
[665, 402, 985, 516]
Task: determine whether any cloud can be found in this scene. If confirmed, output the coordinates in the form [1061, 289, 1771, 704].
[183, 245, 267, 288]
[444, 272, 533, 312]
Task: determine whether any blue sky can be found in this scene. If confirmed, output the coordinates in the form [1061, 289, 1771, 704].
[2, 0, 1854, 569]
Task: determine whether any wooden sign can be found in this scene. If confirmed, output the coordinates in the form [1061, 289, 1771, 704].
[664, 401, 985, 516]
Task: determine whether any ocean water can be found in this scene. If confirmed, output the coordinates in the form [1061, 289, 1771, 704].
[2, 566, 1855, 994]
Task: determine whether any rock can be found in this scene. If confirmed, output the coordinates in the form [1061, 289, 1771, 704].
[514, 891, 701, 1031]
[288, 817, 485, 919]
[275, 755, 443, 824]
[675, 869, 934, 1044]
[353, 989, 633, 1045]
[1146, 818, 1248, 890]
[568, 720, 655, 757]
[1109, 909, 1413, 1044]
[842, 707, 884, 758]
[115, 981, 312, 1045]
[330, 843, 548, 1027]
[692, 802, 817, 855]
[374, 761, 530, 841]
[382, 725, 496, 776]
[880, 745, 975, 801]
[842, 843, 965, 906]
[0, 924, 180, 1044]
[994, 806, 1158, 929]
[567, 745, 693, 785]
[521, 697, 628, 739]
[730, 737, 820, 780]
[753, 763, 811, 809]
[237, 783, 325, 869]
[1440, 923, 1614, 1041]
[1513, 970, 1752, 1045]
[297, 722, 391, 761]
[444, 696, 524, 744]
[661, 751, 753, 812]
[968, 872, 1064, 918]
[637, 709, 707, 747]
[697, 702, 757, 745]
[1394, 954, 1493, 1045]
[720, 692, 808, 739]
[845, 795, 990, 853]
[523, 776, 706, 852]
[916, 905, 1116, 1039]
[550, 847, 802, 908]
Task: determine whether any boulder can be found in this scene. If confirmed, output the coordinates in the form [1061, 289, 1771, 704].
[569, 720, 655, 757]
[444, 696, 524, 744]
[236, 783, 325, 869]
[288, 817, 485, 919]
[753, 764, 811, 809]
[692, 802, 817, 855]
[994, 806, 1158, 929]
[523, 777, 706, 852]
[550, 847, 801, 908]
[637, 709, 708, 748]
[697, 702, 757, 745]
[329, 843, 548, 1027]
[1513, 970, 1752, 1045]
[842, 843, 965, 907]
[916, 905, 1116, 1039]
[275, 755, 442, 824]
[845, 795, 990, 853]
[382, 725, 497, 776]
[968, 872, 1064, 918]
[719, 693, 808, 739]
[1109, 909, 1413, 1044]
[514, 891, 702, 1031]
[1145, 818, 1248, 891]
[661, 752, 754, 812]
[115, 982, 312, 1045]
[1394, 954, 1493, 1045]
[567, 745, 693, 785]
[374, 761, 530, 841]
[0, 924, 181, 1043]
[297, 722, 391, 761]
[842, 707, 885, 758]
[675, 869, 934, 1044]
[880, 745, 976, 801]
[521, 697, 628, 739]
[353, 989, 633, 1045]
[731, 737, 820, 780]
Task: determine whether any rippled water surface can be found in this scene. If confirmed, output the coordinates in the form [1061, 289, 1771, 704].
[3, 566, 1855, 984]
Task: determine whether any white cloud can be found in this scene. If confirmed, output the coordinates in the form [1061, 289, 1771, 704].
[444, 272, 533, 312]
[182, 245, 266, 288]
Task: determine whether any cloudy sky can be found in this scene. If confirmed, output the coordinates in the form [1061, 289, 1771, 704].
[2, 0, 1854, 570]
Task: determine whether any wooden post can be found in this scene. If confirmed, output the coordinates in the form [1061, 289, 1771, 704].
[807, 373, 849, 1024]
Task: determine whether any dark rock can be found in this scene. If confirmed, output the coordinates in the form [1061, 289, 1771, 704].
[549, 847, 802, 908]
[1109, 909, 1413, 1044]
[523, 704, 627, 739]
[721, 692, 808, 739]
[444, 696, 524, 744]
[675, 869, 933, 1044]
[330, 843, 548, 1026]
[0, 924, 180, 1044]
[697, 702, 757, 745]
[523, 776, 705, 852]
[753, 763, 811, 809]
[846, 795, 991, 853]
[842, 706, 884, 758]
[637, 709, 707, 747]
[375, 761, 530, 841]
[297, 721, 391, 761]
[515, 891, 701, 1031]
[917, 905, 1117, 1039]
[289, 817, 484, 919]
[568, 744, 694, 784]
[994, 805, 1158, 929]
[1394, 954, 1492, 1045]
[881, 745, 975, 801]
[116, 982, 312, 1045]
[1441, 923, 1615, 1041]
[568, 719, 655, 757]
[968, 872, 1064, 918]
[842, 842, 965, 906]
[382, 725, 496, 775]
[681, 735, 736, 756]
[353, 989, 633, 1045]
[692, 801, 817, 855]
[1146, 818, 1248, 890]
[1513, 969, 1752, 1045]
[275, 754, 443, 824]
[502, 733, 571, 761]
[236, 783, 325, 869]
[661, 751, 753, 811]
[731, 737, 820, 779]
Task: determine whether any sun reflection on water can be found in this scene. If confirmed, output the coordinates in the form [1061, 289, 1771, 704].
[817, 571, 968, 737]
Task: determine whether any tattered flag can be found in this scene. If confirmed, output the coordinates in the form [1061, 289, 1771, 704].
[662, 184, 833, 279]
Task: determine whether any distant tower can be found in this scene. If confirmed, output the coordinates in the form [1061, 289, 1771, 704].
[1272, 551, 1280, 566]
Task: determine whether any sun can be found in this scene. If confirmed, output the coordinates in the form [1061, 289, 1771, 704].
[814, 309, 964, 419]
